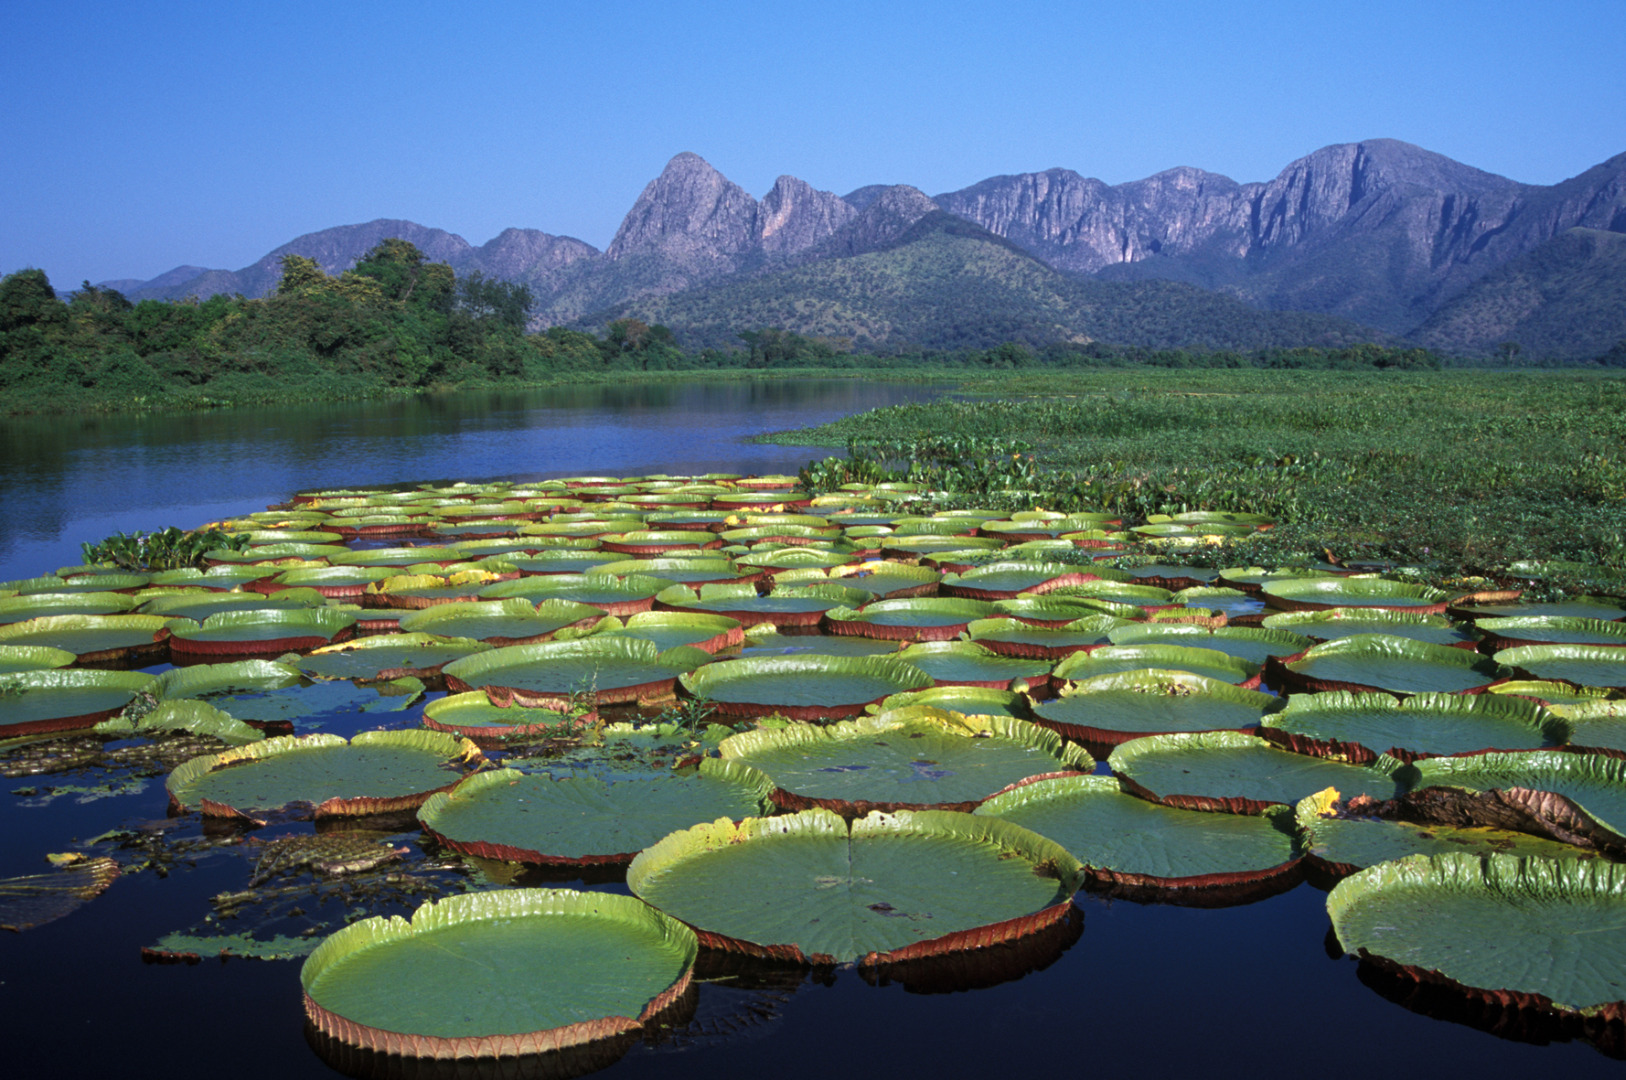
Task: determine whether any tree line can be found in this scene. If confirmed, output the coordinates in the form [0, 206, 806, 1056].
[10, 236, 1577, 414]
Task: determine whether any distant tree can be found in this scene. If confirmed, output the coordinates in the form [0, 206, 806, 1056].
[456, 271, 532, 328]
[1496, 341, 1524, 365]
[276, 255, 327, 295]
[0, 268, 66, 332]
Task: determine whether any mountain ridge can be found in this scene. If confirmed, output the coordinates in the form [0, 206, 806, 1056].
[102, 140, 1626, 357]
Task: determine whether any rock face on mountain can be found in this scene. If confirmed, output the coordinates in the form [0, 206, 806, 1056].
[936, 140, 1626, 333]
[106, 142, 1625, 353]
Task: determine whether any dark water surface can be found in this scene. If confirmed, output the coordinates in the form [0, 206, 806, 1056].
[2, 380, 1622, 1078]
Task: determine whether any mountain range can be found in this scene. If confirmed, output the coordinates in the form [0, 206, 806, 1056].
[102, 140, 1626, 359]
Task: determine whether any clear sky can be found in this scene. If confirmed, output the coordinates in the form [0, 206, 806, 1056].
[3, 0, 1622, 288]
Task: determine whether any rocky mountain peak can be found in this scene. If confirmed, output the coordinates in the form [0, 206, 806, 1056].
[757, 175, 857, 256]
[606, 152, 760, 262]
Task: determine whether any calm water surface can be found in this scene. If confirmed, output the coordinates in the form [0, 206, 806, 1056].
[1, 380, 1621, 1078]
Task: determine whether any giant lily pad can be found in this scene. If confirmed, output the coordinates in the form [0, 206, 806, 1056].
[0, 613, 186, 665]
[1259, 607, 1475, 648]
[421, 691, 593, 741]
[1494, 644, 1626, 691]
[419, 759, 775, 865]
[1041, 580, 1181, 612]
[1295, 787, 1602, 878]
[296, 634, 490, 682]
[1108, 731, 1406, 813]
[733, 546, 862, 575]
[251, 565, 402, 600]
[442, 637, 711, 706]
[589, 557, 758, 587]
[148, 565, 287, 590]
[0, 856, 121, 932]
[154, 660, 423, 726]
[991, 596, 1127, 628]
[1448, 595, 1626, 622]
[1476, 616, 1626, 653]
[966, 616, 1123, 660]
[505, 550, 625, 576]
[163, 608, 357, 659]
[626, 809, 1084, 965]
[1559, 701, 1626, 756]
[16, 572, 150, 594]
[1261, 577, 1452, 614]
[1403, 750, 1626, 842]
[776, 561, 940, 600]
[939, 562, 1094, 601]
[1109, 624, 1311, 665]
[166, 729, 481, 817]
[1272, 634, 1510, 695]
[1053, 643, 1263, 688]
[822, 597, 995, 642]
[977, 774, 1301, 894]
[1327, 854, 1626, 1021]
[0, 645, 76, 674]
[1029, 670, 1276, 749]
[1261, 691, 1568, 761]
[679, 654, 933, 721]
[396, 599, 603, 645]
[138, 588, 328, 623]
[741, 629, 904, 660]
[329, 546, 467, 568]
[893, 641, 1053, 689]
[0, 592, 139, 625]
[480, 573, 669, 617]
[0, 668, 156, 736]
[301, 888, 697, 1060]
[654, 582, 870, 630]
[599, 530, 727, 555]
[717, 711, 1090, 814]
[604, 611, 744, 655]
[870, 688, 1029, 720]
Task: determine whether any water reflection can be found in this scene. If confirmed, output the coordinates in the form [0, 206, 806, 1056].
[0, 380, 951, 582]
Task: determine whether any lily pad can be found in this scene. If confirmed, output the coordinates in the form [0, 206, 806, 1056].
[626, 808, 1084, 965]
[94, 698, 265, 745]
[1327, 854, 1626, 1020]
[1273, 634, 1510, 695]
[0, 856, 121, 932]
[138, 588, 328, 623]
[154, 659, 423, 724]
[421, 691, 593, 740]
[419, 759, 775, 865]
[1558, 701, 1626, 756]
[1108, 731, 1406, 812]
[1029, 670, 1276, 748]
[1475, 616, 1626, 653]
[892, 641, 1053, 689]
[1295, 787, 1601, 878]
[1261, 691, 1568, 760]
[1404, 750, 1626, 840]
[823, 597, 996, 642]
[654, 582, 870, 630]
[1449, 595, 1626, 622]
[966, 616, 1123, 660]
[717, 711, 1090, 813]
[253, 565, 402, 600]
[395, 599, 603, 645]
[301, 888, 697, 1059]
[0, 591, 140, 625]
[480, 573, 669, 617]
[679, 654, 933, 721]
[604, 611, 744, 654]
[1261, 577, 1451, 614]
[0, 644, 77, 674]
[164, 608, 357, 659]
[0, 668, 156, 736]
[1494, 644, 1626, 690]
[1108, 624, 1311, 664]
[0, 613, 186, 665]
[166, 729, 482, 817]
[296, 634, 490, 682]
[977, 774, 1301, 893]
[1259, 607, 1475, 648]
[1053, 643, 1263, 688]
[939, 562, 1095, 601]
[442, 637, 712, 706]
[775, 562, 940, 600]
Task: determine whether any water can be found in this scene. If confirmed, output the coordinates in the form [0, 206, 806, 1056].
[0, 379, 939, 582]
[1, 379, 1622, 1078]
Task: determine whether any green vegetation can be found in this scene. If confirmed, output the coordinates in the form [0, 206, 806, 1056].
[80, 526, 249, 571]
[770, 368, 1626, 578]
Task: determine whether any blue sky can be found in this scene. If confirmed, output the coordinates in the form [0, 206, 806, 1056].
[3, 0, 1622, 288]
